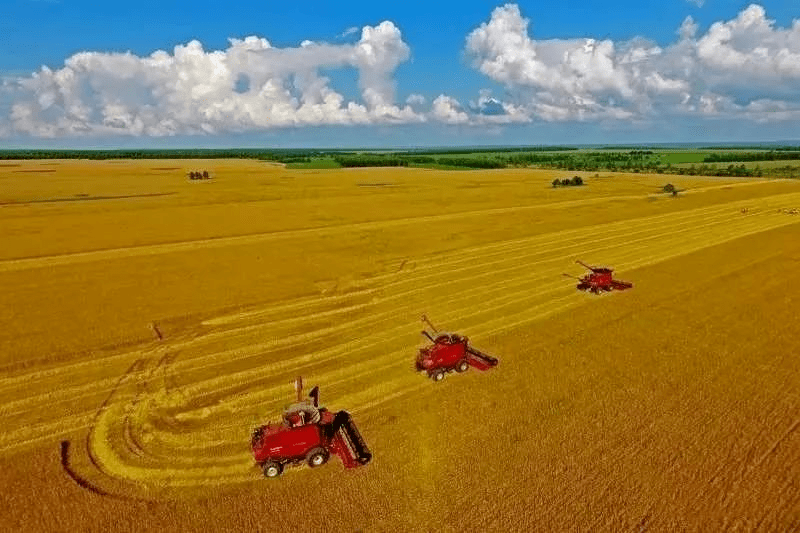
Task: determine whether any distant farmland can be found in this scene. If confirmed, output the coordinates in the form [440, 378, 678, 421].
[3, 145, 800, 177]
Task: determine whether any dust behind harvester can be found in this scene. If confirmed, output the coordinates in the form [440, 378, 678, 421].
[565, 260, 633, 294]
[250, 377, 372, 478]
[415, 315, 499, 382]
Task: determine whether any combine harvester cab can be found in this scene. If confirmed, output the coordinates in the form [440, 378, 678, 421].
[565, 260, 633, 294]
[415, 315, 498, 382]
[250, 378, 371, 478]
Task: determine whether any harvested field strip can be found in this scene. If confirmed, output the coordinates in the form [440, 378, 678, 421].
[0, 182, 795, 272]
[0, 196, 789, 411]
[94, 216, 800, 416]
[151, 207, 800, 422]
[1, 196, 798, 414]
[0, 195, 756, 391]
[202, 202, 740, 327]
[1, 190, 797, 497]
[204, 191, 797, 326]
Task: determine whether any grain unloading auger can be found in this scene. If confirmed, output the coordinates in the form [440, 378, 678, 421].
[415, 315, 499, 381]
[250, 377, 372, 478]
[564, 260, 633, 294]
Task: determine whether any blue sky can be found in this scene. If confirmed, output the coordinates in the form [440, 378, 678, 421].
[2, 0, 800, 147]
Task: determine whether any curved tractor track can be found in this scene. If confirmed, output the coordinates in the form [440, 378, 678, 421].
[1, 190, 799, 499]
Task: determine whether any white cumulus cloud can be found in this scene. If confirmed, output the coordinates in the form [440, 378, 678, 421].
[3, 21, 422, 137]
[465, 3, 800, 123]
[406, 93, 426, 105]
[431, 95, 470, 124]
[341, 27, 359, 38]
[697, 4, 800, 80]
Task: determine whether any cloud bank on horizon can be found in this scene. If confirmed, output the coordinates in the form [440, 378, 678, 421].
[2, 3, 800, 138]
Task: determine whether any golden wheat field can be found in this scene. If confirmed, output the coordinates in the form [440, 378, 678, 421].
[0, 159, 799, 531]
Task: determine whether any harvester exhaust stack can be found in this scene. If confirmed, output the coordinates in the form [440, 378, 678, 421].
[294, 376, 303, 403]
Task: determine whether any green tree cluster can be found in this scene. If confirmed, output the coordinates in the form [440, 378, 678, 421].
[703, 151, 800, 163]
[552, 176, 584, 187]
[188, 170, 211, 180]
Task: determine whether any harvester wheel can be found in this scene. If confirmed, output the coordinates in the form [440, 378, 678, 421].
[262, 461, 283, 478]
[456, 360, 469, 373]
[306, 447, 329, 468]
[431, 369, 446, 382]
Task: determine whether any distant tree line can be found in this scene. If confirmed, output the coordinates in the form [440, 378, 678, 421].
[435, 157, 506, 169]
[333, 155, 409, 167]
[699, 145, 800, 151]
[599, 146, 660, 150]
[331, 153, 508, 168]
[673, 164, 763, 177]
[0, 149, 327, 161]
[703, 151, 800, 163]
[397, 146, 578, 155]
[505, 151, 662, 172]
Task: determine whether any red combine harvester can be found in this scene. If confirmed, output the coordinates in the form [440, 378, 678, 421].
[250, 377, 372, 478]
[565, 260, 633, 294]
[415, 315, 498, 381]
